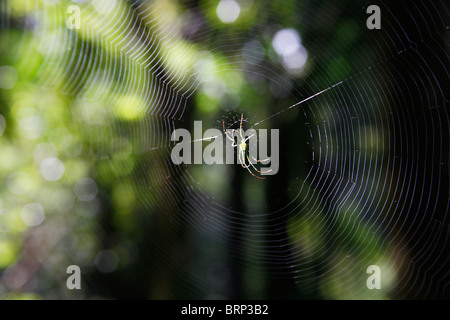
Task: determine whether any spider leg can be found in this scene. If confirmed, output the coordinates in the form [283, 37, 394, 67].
[239, 114, 245, 144]
[241, 148, 273, 175]
[250, 156, 271, 163]
[223, 121, 237, 143]
[243, 158, 265, 179]
[246, 154, 264, 173]
[242, 147, 265, 179]
[242, 134, 255, 143]
[239, 148, 252, 169]
[240, 148, 264, 179]
[238, 147, 247, 168]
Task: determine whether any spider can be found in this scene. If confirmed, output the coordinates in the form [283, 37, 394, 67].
[222, 114, 270, 179]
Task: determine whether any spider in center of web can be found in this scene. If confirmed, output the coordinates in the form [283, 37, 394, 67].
[222, 114, 271, 179]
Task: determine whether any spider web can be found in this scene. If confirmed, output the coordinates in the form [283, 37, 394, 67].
[0, 0, 448, 299]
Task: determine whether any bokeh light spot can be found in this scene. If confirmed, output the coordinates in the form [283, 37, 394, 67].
[39, 157, 65, 181]
[20, 203, 45, 227]
[95, 250, 119, 273]
[74, 178, 98, 201]
[216, 0, 240, 24]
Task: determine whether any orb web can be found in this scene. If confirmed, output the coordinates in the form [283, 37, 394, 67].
[0, 0, 447, 299]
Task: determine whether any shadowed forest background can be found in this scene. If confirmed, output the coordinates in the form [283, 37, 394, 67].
[0, 0, 448, 299]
